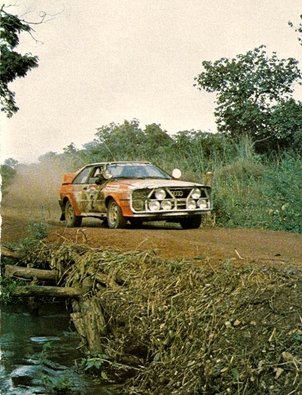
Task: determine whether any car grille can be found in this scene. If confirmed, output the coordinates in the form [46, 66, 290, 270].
[131, 186, 211, 213]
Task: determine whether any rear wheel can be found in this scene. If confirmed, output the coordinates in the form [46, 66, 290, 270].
[107, 200, 127, 229]
[65, 200, 82, 227]
[179, 215, 202, 229]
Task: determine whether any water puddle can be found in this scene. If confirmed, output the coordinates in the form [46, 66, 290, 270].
[0, 303, 114, 394]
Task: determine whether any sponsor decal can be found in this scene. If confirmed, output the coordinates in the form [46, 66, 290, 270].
[105, 185, 120, 192]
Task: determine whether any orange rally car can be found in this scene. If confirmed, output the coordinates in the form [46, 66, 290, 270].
[59, 161, 212, 229]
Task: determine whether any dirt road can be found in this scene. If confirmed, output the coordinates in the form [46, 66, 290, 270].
[2, 163, 301, 265]
[2, 205, 302, 265]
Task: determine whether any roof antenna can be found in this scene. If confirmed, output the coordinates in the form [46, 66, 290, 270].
[103, 141, 116, 161]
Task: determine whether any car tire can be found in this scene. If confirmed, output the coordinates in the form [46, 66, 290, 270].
[179, 215, 202, 229]
[65, 200, 82, 227]
[107, 200, 127, 229]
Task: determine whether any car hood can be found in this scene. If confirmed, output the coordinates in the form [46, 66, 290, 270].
[110, 178, 206, 189]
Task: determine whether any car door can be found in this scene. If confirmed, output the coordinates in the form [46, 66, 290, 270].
[73, 166, 108, 215]
[71, 166, 95, 213]
[83, 166, 107, 214]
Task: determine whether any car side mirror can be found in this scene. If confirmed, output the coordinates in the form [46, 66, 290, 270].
[172, 168, 182, 179]
[103, 170, 112, 180]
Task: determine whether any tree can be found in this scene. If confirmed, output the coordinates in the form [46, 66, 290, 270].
[269, 99, 302, 152]
[142, 123, 173, 153]
[0, 157, 17, 193]
[194, 46, 302, 151]
[63, 142, 78, 155]
[0, 5, 39, 117]
[4, 157, 18, 168]
[38, 151, 57, 162]
[289, 15, 302, 46]
[94, 120, 145, 160]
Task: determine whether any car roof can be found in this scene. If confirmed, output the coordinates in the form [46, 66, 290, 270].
[84, 161, 151, 166]
[75, 161, 152, 174]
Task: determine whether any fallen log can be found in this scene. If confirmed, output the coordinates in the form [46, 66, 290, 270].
[12, 285, 84, 298]
[1, 247, 24, 259]
[5, 265, 59, 281]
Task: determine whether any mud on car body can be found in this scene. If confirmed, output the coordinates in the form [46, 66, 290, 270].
[59, 161, 212, 229]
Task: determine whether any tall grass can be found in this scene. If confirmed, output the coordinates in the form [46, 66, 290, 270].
[212, 143, 302, 233]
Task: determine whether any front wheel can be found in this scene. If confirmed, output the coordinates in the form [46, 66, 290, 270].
[107, 200, 127, 229]
[65, 200, 82, 227]
[179, 215, 202, 229]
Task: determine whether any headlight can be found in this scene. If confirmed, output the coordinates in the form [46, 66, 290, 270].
[155, 188, 166, 200]
[132, 199, 145, 211]
[191, 188, 201, 199]
[197, 199, 208, 209]
[148, 200, 161, 211]
[187, 199, 197, 210]
[161, 200, 172, 210]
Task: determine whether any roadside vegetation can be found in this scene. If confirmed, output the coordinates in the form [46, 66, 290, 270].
[5, 124, 301, 234]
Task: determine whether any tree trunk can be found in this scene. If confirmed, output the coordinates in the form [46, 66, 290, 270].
[70, 296, 107, 352]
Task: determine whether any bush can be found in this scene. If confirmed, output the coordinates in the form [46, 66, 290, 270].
[262, 156, 302, 233]
[213, 154, 302, 233]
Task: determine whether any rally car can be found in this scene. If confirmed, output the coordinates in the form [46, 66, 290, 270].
[59, 161, 212, 229]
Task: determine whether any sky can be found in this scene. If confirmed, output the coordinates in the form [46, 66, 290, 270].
[1, 0, 302, 163]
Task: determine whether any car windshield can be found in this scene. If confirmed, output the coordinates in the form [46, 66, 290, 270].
[107, 163, 171, 180]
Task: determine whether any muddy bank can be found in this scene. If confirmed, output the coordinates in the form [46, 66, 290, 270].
[4, 242, 302, 394]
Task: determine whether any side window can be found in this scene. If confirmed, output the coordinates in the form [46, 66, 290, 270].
[88, 167, 103, 184]
[73, 167, 92, 184]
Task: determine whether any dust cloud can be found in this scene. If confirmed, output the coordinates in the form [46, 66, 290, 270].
[2, 160, 70, 224]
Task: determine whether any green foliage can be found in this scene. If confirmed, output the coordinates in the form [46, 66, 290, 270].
[213, 152, 302, 233]
[269, 98, 302, 152]
[4, 157, 19, 168]
[43, 376, 74, 394]
[80, 352, 108, 372]
[261, 156, 302, 233]
[289, 14, 302, 46]
[5, 222, 49, 252]
[0, 162, 16, 193]
[27, 222, 49, 240]
[194, 46, 302, 152]
[0, 277, 20, 304]
[0, 5, 39, 116]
